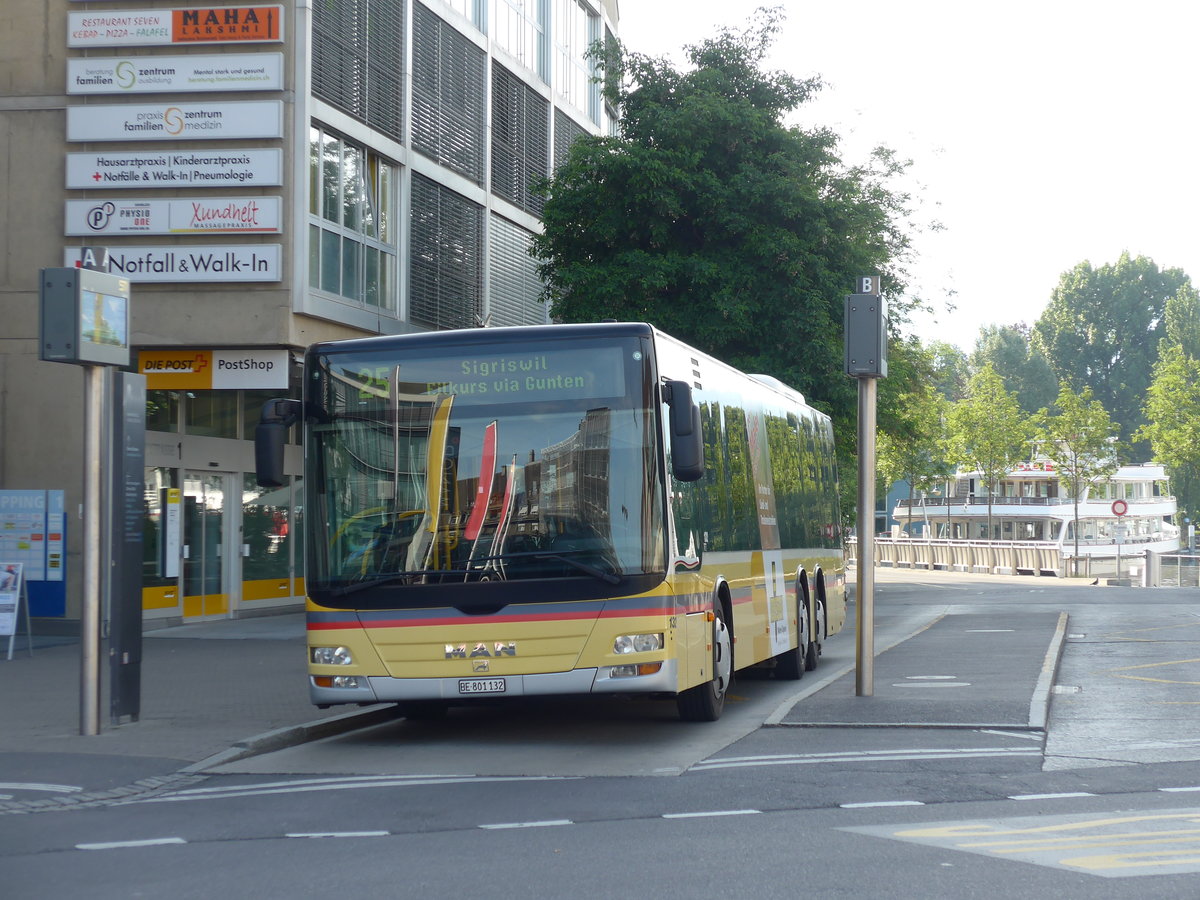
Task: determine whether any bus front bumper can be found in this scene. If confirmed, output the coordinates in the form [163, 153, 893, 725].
[309, 660, 679, 706]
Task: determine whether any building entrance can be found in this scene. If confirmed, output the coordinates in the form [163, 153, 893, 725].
[182, 470, 237, 620]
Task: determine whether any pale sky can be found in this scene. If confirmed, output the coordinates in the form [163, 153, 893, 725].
[616, 0, 1200, 351]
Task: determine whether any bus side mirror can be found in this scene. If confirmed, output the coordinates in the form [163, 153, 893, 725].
[255, 399, 301, 488]
[664, 380, 704, 482]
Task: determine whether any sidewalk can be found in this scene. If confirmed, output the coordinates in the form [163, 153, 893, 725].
[776, 610, 1067, 729]
[0, 614, 396, 808]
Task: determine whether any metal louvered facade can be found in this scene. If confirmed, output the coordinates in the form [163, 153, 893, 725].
[306, 0, 613, 336]
[488, 214, 548, 326]
[409, 172, 484, 330]
[312, 0, 406, 141]
[411, 2, 487, 185]
[553, 108, 587, 170]
[491, 61, 549, 215]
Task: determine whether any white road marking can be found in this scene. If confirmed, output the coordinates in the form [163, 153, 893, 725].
[140, 774, 571, 803]
[479, 820, 573, 829]
[840, 800, 925, 809]
[286, 831, 389, 838]
[662, 809, 761, 819]
[1009, 792, 1096, 801]
[77, 838, 186, 850]
[890, 682, 971, 688]
[693, 747, 1040, 771]
[1159, 786, 1200, 793]
[979, 729, 1044, 742]
[0, 782, 83, 793]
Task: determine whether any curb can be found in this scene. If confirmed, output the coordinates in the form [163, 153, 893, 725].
[182, 703, 402, 773]
[0, 704, 401, 816]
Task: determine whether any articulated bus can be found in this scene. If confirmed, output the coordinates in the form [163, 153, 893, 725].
[256, 322, 845, 721]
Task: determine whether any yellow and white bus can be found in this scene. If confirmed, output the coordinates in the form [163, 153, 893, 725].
[256, 322, 845, 721]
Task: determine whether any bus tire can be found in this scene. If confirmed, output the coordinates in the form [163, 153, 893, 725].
[677, 600, 732, 722]
[805, 592, 825, 672]
[774, 593, 809, 681]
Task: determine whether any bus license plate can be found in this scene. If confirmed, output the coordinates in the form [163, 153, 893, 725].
[458, 678, 506, 695]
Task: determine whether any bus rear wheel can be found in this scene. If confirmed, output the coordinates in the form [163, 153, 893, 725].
[773, 595, 809, 681]
[677, 602, 732, 722]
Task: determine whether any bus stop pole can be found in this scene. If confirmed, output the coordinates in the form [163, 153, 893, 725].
[855, 376, 876, 696]
[80, 364, 103, 736]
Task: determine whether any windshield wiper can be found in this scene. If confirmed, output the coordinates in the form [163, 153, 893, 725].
[328, 568, 474, 598]
[470, 550, 622, 585]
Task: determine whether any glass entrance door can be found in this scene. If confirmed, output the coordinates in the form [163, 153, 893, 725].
[182, 471, 236, 620]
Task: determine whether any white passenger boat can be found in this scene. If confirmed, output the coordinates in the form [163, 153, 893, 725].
[892, 460, 1180, 558]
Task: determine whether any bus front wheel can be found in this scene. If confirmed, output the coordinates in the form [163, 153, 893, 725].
[677, 602, 732, 722]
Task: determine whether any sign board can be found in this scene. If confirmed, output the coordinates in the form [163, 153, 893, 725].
[139, 348, 290, 389]
[0, 491, 65, 587]
[65, 244, 281, 282]
[68, 6, 284, 48]
[67, 53, 283, 94]
[0, 564, 22, 637]
[162, 488, 181, 578]
[40, 267, 132, 366]
[67, 149, 283, 190]
[1112, 499, 1128, 517]
[66, 197, 283, 235]
[67, 100, 283, 142]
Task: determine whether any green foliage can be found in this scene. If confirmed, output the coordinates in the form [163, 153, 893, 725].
[970, 324, 1057, 414]
[1139, 345, 1200, 523]
[924, 340, 969, 401]
[1034, 383, 1119, 566]
[533, 7, 919, 478]
[1032, 252, 1192, 445]
[945, 365, 1031, 534]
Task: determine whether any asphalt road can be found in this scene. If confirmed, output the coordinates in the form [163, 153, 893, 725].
[5, 571, 1200, 898]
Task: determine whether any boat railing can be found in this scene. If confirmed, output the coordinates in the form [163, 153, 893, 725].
[894, 496, 1174, 510]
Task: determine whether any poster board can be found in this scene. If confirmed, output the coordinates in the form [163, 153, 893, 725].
[1, 562, 33, 660]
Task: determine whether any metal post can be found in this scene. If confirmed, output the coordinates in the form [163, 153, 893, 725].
[856, 376, 876, 696]
[81, 365, 103, 735]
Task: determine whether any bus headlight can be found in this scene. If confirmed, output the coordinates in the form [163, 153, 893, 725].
[614, 633, 663, 654]
[311, 646, 353, 665]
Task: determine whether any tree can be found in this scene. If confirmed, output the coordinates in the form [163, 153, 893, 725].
[1035, 383, 1119, 575]
[970, 324, 1057, 414]
[1032, 252, 1192, 445]
[1139, 345, 1200, 527]
[533, 7, 919, 453]
[945, 365, 1030, 539]
[925, 340, 970, 401]
[877, 389, 952, 536]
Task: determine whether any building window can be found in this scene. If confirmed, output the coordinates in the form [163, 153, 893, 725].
[494, 0, 546, 79]
[412, 3, 487, 184]
[409, 172, 483, 329]
[309, 126, 399, 311]
[491, 62, 548, 214]
[435, 0, 484, 27]
[488, 213, 546, 326]
[553, 0, 598, 121]
[311, 0, 406, 141]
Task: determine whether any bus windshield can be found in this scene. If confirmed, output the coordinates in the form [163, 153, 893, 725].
[305, 334, 664, 603]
